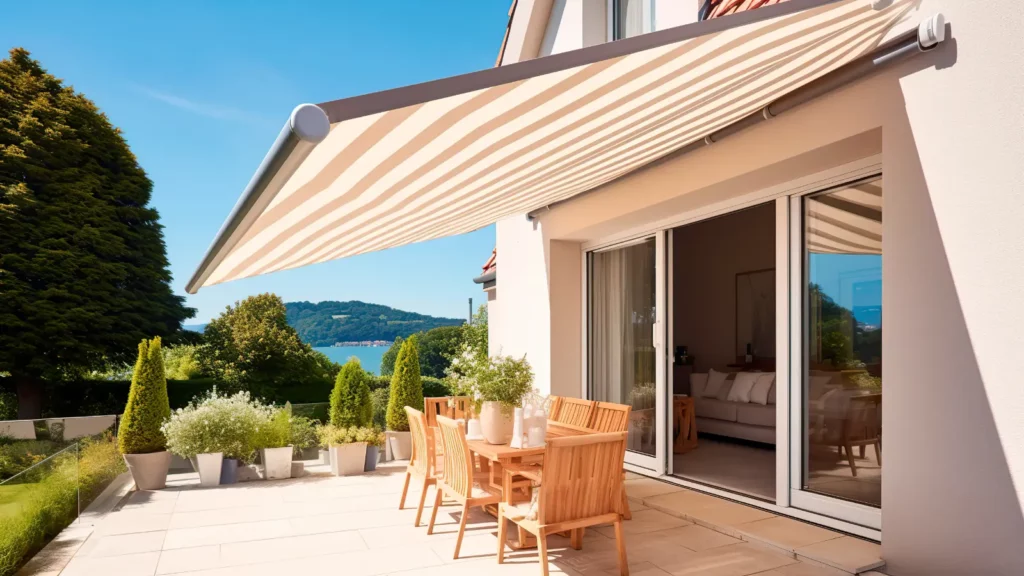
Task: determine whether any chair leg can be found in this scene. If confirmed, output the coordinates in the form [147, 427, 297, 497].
[537, 532, 549, 576]
[613, 518, 629, 576]
[496, 507, 507, 564]
[621, 486, 632, 520]
[414, 477, 430, 527]
[859, 445, 866, 458]
[845, 442, 858, 477]
[399, 471, 411, 509]
[570, 528, 583, 550]
[427, 488, 443, 535]
[453, 502, 470, 559]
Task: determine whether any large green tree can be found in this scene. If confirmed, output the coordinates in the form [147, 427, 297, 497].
[0, 49, 193, 418]
[201, 293, 335, 397]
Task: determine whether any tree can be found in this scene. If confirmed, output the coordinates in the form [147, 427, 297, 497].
[201, 293, 334, 397]
[385, 335, 423, 432]
[416, 325, 464, 378]
[0, 49, 193, 418]
[380, 336, 404, 376]
[329, 358, 372, 427]
[118, 337, 171, 454]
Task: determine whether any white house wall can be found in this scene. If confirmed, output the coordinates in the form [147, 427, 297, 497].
[491, 1, 1024, 573]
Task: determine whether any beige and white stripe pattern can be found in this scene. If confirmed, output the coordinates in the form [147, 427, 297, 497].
[807, 178, 882, 255]
[197, 0, 916, 289]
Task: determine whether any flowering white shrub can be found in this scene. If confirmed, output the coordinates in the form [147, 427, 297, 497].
[161, 389, 272, 463]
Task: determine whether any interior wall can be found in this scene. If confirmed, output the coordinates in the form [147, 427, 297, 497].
[672, 203, 775, 376]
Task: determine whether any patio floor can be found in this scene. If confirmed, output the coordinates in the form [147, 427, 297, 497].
[31, 461, 887, 576]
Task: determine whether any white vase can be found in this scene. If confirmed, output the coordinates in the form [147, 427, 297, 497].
[195, 452, 223, 487]
[330, 443, 367, 476]
[261, 446, 294, 480]
[479, 401, 513, 445]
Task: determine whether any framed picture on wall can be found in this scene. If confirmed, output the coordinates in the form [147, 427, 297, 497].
[736, 268, 776, 360]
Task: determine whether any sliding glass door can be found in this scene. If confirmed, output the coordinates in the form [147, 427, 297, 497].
[791, 176, 883, 528]
[588, 234, 666, 471]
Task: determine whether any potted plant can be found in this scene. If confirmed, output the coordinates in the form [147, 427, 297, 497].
[474, 354, 534, 444]
[118, 337, 173, 490]
[289, 415, 319, 461]
[256, 405, 293, 480]
[318, 424, 366, 476]
[330, 358, 373, 427]
[385, 336, 423, 460]
[359, 426, 385, 472]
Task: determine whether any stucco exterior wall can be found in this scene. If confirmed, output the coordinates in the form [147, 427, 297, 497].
[491, 2, 1024, 573]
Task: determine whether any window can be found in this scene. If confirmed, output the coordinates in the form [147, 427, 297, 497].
[801, 177, 883, 509]
[611, 0, 647, 40]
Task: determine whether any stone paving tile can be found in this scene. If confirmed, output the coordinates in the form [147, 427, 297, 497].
[624, 478, 686, 500]
[594, 509, 690, 538]
[684, 502, 776, 537]
[652, 542, 799, 576]
[735, 517, 842, 552]
[155, 545, 220, 575]
[76, 531, 167, 558]
[61, 550, 160, 576]
[795, 536, 884, 574]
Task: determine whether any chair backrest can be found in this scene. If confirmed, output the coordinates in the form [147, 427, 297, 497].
[449, 396, 473, 421]
[436, 415, 474, 498]
[404, 406, 434, 476]
[551, 397, 597, 427]
[424, 397, 450, 429]
[538, 431, 628, 525]
[848, 393, 882, 440]
[589, 402, 632, 433]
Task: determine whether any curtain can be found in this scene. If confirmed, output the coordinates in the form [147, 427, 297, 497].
[616, 0, 645, 40]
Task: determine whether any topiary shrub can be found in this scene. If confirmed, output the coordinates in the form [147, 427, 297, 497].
[370, 387, 389, 428]
[385, 336, 423, 432]
[421, 376, 451, 398]
[329, 358, 372, 428]
[117, 337, 171, 455]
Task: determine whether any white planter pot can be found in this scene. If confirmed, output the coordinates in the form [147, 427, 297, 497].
[479, 401, 513, 445]
[329, 443, 367, 476]
[388, 431, 411, 460]
[261, 446, 294, 480]
[195, 452, 223, 487]
[123, 451, 171, 491]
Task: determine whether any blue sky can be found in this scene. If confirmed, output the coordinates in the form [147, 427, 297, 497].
[1, 0, 507, 323]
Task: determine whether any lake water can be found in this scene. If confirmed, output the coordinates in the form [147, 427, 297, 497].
[314, 346, 388, 374]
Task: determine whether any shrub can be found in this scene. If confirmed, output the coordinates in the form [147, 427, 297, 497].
[163, 344, 210, 380]
[256, 406, 293, 449]
[315, 424, 358, 447]
[0, 441, 62, 481]
[160, 389, 270, 462]
[356, 426, 385, 448]
[329, 359, 372, 428]
[289, 416, 318, 457]
[421, 376, 450, 398]
[118, 337, 171, 455]
[370, 388, 389, 429]
[385, 336, 423, 432]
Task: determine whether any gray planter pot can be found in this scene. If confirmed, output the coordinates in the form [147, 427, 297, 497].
[123, 451, 171, 491]
[220, 458, 239, 484]
[364, 446, 379, 472]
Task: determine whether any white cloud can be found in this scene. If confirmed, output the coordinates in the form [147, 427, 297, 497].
[131, 84, 274, 126]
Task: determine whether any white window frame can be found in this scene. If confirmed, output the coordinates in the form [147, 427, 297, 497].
[607, 0, 655, 42]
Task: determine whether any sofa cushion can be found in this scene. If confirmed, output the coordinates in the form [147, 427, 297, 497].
[737, 403, 776, 428]
[703, 369, 729, 399]
[727, 372, 759, 403]
[750, 373, 775, 405]
[691, 373, 709, 398]
[695, 398, 738, 422]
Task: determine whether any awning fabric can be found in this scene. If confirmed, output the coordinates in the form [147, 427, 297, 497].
[188, 0, 918, 292]
[807, 178, 882, 255]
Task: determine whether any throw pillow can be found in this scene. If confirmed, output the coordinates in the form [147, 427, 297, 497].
[727, 372, 759, 403]
[750, 373, 775, 405]
[716, 374, 736, 401]
[768, 380, 776, 404]
[703, 369, 728, 399]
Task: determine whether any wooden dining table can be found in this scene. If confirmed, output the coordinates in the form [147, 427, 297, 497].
[466, 422, 593, 550]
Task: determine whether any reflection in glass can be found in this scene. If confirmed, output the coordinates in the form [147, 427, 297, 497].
[803, 178, 883, 508]
[589, 238, 656, 456]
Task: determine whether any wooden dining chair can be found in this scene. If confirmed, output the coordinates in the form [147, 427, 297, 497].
[497, 431, 630, 576]
[587, 402, 633, 521]
[449, 395, 473, 421]
[399, 407, 439, 527]
[424, 397, 450, 428]
[427, 416, 501, 559]
[550, 396, 596, 428]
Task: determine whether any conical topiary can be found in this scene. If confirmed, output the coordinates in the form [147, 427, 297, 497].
[330, 357, 372, 427]
[385, 335, 424, 432]
[118, 337, 171, 454]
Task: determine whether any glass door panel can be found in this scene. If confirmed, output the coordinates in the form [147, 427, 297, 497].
[793, 176, 883, 527]
[589, 236, 661, 468]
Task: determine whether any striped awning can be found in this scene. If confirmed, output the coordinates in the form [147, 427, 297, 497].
[187, 0, 920, 293]
[807, 178, 882, 255]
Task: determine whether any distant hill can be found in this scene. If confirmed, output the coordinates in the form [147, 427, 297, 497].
[285, 300, 464, 347]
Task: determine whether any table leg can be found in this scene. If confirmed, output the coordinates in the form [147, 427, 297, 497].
[503, 456, 537, 550]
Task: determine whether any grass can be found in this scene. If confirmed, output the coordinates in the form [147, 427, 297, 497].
[0, 434, 125, 576]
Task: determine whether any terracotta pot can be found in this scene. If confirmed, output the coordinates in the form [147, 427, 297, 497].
[329, 443, 367, 476]
[388, 431, 411, 460]
[479, 401, 513, 445]
[123, 451, 171, 491]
